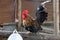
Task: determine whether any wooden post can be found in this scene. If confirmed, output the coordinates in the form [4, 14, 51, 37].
[18, 0, 21, 31]
[53, 0, 59, 35]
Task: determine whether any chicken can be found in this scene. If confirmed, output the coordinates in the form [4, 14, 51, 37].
[21, 1, 49, 33]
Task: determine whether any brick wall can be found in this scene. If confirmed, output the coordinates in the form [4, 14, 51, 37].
[0, 0, 15, 24]
[0, 0, 60, 24]
[22, 0, 60, 23]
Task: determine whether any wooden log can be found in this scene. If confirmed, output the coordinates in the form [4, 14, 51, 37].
[53, 0, 59, 35]
[18, 0, 21, 31]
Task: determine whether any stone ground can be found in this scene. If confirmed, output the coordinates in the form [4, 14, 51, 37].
[21, 32, 60, 40]
[0, 32, 60, 40]
[0, 29, 60, 40]
[0, 23, 60, 40]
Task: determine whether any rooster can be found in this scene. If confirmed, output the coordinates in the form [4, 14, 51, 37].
[22, 0, 50, 33]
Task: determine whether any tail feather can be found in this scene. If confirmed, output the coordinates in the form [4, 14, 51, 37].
[41, 0, 50, 7]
